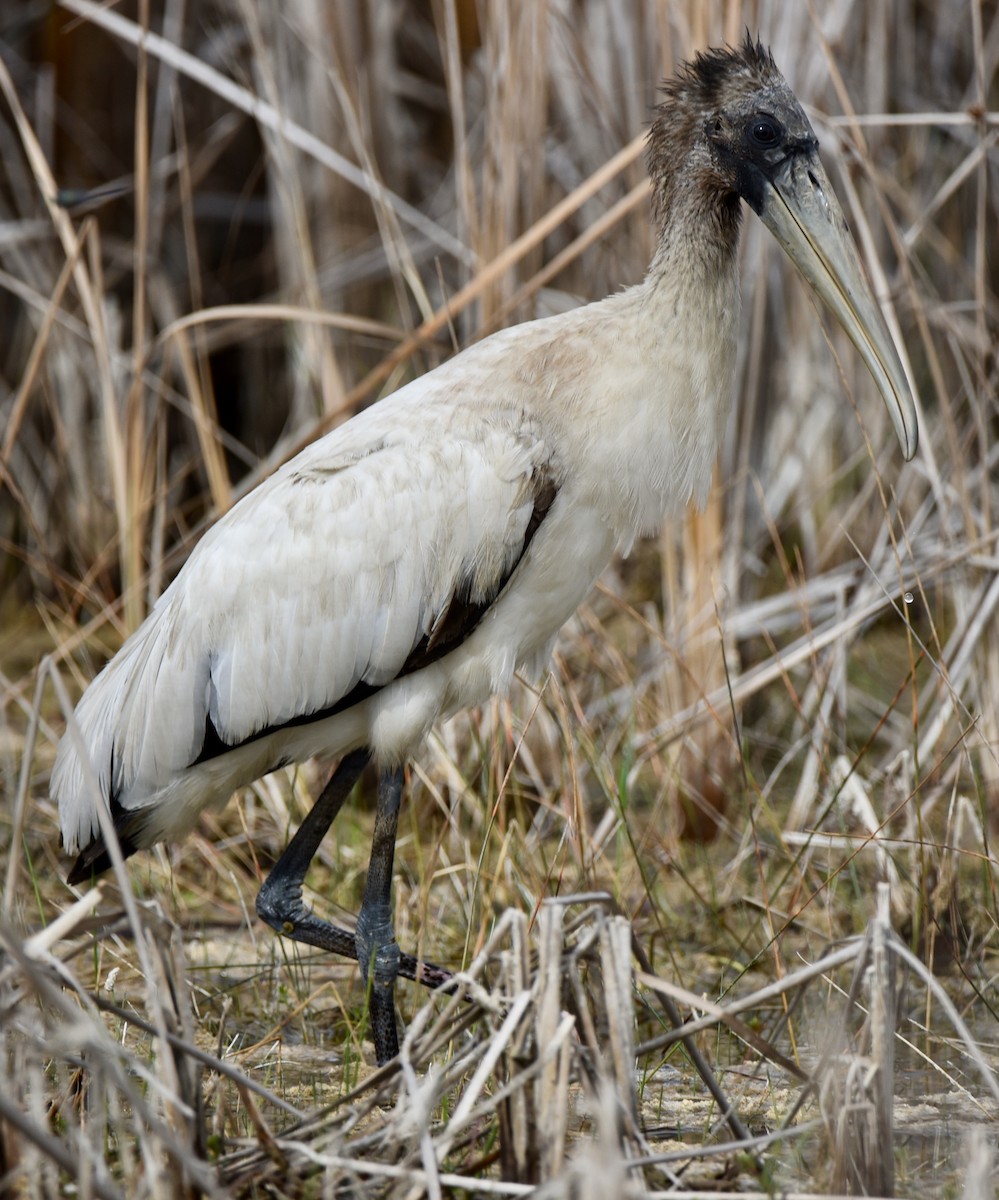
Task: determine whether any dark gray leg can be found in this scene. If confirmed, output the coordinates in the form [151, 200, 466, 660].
[355, 765, 404, 1064]
[256, 748, 371, 960]
[256, 752, 453, 1055]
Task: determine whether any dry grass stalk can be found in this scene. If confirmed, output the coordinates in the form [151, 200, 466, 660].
[961, 1126, 996, 1200]
[819, 884, 898, 1196]
[213, 902, 640, 1195]
[868, 884, 896, 1197]
[2, 866, 998, 1195]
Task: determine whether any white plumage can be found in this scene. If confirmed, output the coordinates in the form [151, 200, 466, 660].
[55, 278, 736, 860]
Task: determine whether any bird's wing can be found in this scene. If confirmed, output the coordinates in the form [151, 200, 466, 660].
[55, 398, 557, 850]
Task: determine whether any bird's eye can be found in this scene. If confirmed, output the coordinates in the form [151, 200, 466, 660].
[749, 116, 781, 146]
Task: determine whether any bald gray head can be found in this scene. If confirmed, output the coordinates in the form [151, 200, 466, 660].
[647, 37, 816, 247]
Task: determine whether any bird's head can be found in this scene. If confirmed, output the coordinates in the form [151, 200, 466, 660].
[649, 36, 918, 460]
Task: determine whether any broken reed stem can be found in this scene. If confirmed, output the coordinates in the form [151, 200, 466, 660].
[823, 882, 899, 1196]
[499, 909, 533, 1182]
[599, 914, 639, 1130]
[536, 902, 569, 1180]
[869, 882, 895, 1198]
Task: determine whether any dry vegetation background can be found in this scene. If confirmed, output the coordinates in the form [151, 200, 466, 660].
[1, 0, 998, 1196]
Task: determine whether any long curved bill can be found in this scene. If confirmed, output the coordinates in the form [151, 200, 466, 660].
[758, 153, 918, 460]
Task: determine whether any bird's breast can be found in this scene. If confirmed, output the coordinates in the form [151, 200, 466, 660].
[553, 286, 739, 550]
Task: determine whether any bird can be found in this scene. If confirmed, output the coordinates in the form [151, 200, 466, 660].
[54, 36, 918, 1065]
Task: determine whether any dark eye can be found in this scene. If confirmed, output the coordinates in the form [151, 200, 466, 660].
[749, 116, 780, 146]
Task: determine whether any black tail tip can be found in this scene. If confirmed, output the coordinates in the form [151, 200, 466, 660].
[66, 834, 138, 886]
[66, 841, 110, 885]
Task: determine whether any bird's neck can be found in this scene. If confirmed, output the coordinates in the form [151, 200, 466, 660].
[646, 169, 743, 287]
[542, 232, 741, 551]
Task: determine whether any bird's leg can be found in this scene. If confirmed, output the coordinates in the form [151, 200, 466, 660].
[355, 765, 404, 1065]
[256, 747, 371, 959]
[256, 750, 453, 1008]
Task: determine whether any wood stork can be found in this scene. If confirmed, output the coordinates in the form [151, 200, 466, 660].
[54, 37, 918, 1064]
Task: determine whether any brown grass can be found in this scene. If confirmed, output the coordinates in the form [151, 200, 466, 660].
[1, 0, 998, 1195]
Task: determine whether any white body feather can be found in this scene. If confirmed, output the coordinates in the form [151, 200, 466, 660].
[55, 261, 739, 858]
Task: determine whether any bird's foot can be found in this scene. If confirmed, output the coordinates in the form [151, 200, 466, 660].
[256, 878, 359, 960]
[258, 877, 452, 990]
